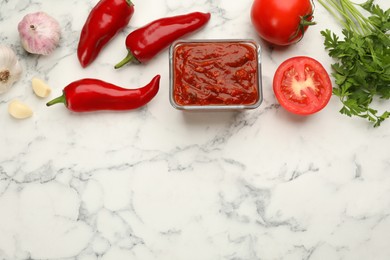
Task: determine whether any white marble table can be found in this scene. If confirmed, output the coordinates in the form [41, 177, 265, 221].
[1, 0, 390, 259]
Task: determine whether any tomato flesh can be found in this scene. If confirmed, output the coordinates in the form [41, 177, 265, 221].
[250, 0, 314, 46]
[273, 56, 332, 115]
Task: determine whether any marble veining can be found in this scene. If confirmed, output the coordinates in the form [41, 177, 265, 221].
[1, 0, 390, 259]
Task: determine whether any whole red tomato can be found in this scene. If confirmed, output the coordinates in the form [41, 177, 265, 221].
[251, 0, 315, 46]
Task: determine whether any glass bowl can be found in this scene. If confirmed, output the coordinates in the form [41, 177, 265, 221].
[169, 39, 263, 111]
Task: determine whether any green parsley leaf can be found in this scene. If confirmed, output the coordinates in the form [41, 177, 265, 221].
[318, 0, 390, 126]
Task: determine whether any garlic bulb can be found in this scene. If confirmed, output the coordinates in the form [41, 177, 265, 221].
[18, 12, 61, 55]
[0, 45, 22, 94]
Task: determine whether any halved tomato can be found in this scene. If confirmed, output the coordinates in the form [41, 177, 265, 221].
[273, 56, 332, 115]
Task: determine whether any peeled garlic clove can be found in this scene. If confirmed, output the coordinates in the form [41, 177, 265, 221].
[8, 99, 33, 119]
[32, 77, 51, 98]
[0, 45, 23, 94]
[18, 12, 61, 55]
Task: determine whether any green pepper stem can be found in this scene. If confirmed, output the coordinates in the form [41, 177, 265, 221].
[114, 52, 137, 69]
[46, 94, 66, 107]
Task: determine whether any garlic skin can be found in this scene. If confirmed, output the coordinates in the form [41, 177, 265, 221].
[0, 45, 23, 94]
[18, 12, 61, 55]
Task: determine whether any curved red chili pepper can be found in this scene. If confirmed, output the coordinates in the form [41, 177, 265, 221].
[77, 0, 135, 68]
[114, 12, 211, 69]
[46, 75, 160, 112]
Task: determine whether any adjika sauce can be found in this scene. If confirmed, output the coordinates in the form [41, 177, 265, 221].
[172, 41, 259, 106]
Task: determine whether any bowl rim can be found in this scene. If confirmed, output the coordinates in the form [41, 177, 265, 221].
[169, 39, 263, 111]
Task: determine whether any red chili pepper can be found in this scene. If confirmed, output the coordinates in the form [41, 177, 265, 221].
[46, 75, 160, 112]
[114, 12, 211, 69]
[77, 0, 135, 68]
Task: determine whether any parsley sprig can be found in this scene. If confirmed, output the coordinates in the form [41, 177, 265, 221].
[318, 0, 390, 126]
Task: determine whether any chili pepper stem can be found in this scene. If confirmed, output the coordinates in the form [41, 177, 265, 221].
[46, 94, 66, 107]
[114, 52, 138, 69]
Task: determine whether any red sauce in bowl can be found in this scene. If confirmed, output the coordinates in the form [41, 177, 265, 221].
[172, 41, 260, 107]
